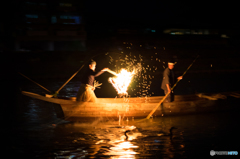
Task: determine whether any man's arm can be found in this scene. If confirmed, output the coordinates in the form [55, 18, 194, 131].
[93, 68, 109, 77]
[166, 84, 171, 93]
[93, 70, 104, 77]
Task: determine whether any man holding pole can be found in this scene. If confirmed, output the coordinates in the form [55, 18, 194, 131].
[161, 61, 182, 102]
[76, 60, 109, 102]
[144, 56, 198, 120]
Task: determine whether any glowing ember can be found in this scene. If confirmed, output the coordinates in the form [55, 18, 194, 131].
[109, 69, 135, 95]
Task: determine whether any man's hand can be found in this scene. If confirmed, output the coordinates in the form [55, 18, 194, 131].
[168, 88, 171, 93]
[102, 68, 109, 71]
[177, 76, 183, 80]
[166, 84, 171, 93]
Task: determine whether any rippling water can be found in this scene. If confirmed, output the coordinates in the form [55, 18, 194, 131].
[8, 77, 239, 158]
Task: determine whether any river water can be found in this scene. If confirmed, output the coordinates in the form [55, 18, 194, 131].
[6, 73, 240, 158]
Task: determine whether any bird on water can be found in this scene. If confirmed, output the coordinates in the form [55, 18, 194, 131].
[168, 127, 177, 137]
[158, 127, 177, 140]
[124, 130, 131, 140]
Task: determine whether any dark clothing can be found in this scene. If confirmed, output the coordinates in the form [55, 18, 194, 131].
[161, 68, 175, 102]
[161, 68, 175, 90]
[81, 69, 104, 87]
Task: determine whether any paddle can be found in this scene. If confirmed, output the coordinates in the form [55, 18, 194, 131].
[136, 55, 199, 122]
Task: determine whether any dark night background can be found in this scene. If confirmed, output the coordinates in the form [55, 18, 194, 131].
[2, 0, 240, 102]
[2, 0, 240, 108]
[1, 0, 240, 158]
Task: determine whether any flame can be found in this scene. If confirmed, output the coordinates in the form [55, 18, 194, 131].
[109, 69, 135, 95]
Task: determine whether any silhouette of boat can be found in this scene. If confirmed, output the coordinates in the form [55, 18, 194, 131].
[22, 91, 239, 121]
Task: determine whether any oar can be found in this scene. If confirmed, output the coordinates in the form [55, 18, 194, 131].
[141, 55, 200, 121]
[18, 72, 51, 93]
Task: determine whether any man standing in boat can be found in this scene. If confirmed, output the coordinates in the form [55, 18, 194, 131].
[76, 60, 109, 102]
[161, 61, 182, 102]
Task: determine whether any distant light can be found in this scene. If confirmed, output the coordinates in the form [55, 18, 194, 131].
[151, 30, 156, 32]
[25, 2, 37, 5]
[221, 34, 229, 38]
[59, 3, 72, 7]
[59, 15, 81, 24]
[26, 14, 38, 18]
[170, 32, 183, 35]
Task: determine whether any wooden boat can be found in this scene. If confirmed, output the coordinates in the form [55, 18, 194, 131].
[21, 91, 240, 121]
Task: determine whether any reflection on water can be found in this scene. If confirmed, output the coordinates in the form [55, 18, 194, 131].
[50, 121, 184, 159]
[11, 108, 239, 158]
[11, 78, 239, 158]
[106, 141, 138, 158]
[101, 126, 139, 158]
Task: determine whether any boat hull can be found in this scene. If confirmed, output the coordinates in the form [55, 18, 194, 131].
[59, 99, 220, 120]
[22, 91, 238, 121]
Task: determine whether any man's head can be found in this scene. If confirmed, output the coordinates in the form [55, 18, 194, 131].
[89, 60, 96, 71]
[168, 62, 175, 70]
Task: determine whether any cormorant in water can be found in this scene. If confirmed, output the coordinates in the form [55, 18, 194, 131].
[169, 127, 177, 140]
[124, 130, 131, 140]
[158, 127, 177, 140]
[169, 127, 177, 137]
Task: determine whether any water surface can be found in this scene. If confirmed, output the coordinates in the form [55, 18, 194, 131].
[8, 75, 240, 158]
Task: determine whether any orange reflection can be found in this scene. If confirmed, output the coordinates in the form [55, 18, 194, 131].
[102, 126, 140, 158]
[104, 141, 138, 158]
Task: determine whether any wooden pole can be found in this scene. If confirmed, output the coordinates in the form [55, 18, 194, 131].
[145, 83, 176, 119]
[18, 72, 51, 93]
[55, 64, 85, 95]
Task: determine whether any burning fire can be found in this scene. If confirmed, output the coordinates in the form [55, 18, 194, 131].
[109, 69, 135, 95]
